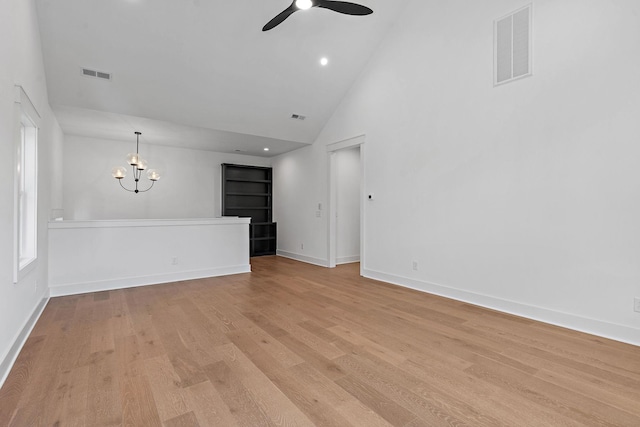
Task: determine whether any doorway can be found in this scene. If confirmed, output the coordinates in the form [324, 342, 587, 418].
[327, 135, 365, 273]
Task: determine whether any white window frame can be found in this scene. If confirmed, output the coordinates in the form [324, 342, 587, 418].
[13, 86, 40, 283]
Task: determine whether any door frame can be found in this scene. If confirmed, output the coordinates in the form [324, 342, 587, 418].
[327, 135, 365, 273]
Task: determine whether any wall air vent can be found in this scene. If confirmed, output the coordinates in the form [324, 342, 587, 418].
[291, 114, 306, 121]
[81, 67, 112, 81]
[494, 4, 532, 86]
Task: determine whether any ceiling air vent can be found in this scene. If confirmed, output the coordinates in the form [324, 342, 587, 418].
[494, 4, 532, 86]
[291, 113, 306, 121]
[81, 67, 112, 81]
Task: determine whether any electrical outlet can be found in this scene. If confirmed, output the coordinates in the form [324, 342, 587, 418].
[316, 211, 321, 217]
[171, 257, 178, 265]
[412, 261, 418, 271]
[634, 297, 640, 313]
[301, 243, 304, 250]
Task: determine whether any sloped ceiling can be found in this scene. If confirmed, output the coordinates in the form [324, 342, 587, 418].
[35, 0, 409, 156]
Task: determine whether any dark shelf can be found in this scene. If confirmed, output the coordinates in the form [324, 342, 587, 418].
[225, 178, 271, 183]
[222, 164, 276, 257]
[225, 207, 272, 210]
[226, 192, 272, 196]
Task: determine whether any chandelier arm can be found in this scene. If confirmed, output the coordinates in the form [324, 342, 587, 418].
[119, 179, 135, 192]
[137, 180, 155, 193]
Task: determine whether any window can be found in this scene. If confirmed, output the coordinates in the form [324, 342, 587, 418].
[14, 86, 39, 283]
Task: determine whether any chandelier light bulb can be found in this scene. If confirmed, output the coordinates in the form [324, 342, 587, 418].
[136, 158, 148, 170]
[147, 169, 161, 181]
[296, 0, 312, 10]
[112, 166, 127, 179]
[127, 153, 139, 166]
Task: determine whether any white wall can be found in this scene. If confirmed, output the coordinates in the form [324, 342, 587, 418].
[335, 146, 360, 263]
[49, 218, 250, 296]
[63, 135, 271, 220]
[0, 0, 64, 384]
[273, 0, 640, 344]
[273, 143, 330, 266]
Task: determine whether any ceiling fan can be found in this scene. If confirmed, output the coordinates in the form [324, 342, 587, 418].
[263, 0, 373, 31]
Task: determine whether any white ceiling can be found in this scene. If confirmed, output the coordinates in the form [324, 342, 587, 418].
[35, 0, 409, 156]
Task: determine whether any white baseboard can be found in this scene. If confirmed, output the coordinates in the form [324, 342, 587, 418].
[0, 295, 49, 389]
[337, 255, 360, 265]
[363, 268, 640, 347]
[49, 264, 251, 297]
[276, 250, 329, 267]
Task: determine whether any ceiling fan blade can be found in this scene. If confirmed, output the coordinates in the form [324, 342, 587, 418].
[263, 3, 297, 31]
[316, 0, 373, 16]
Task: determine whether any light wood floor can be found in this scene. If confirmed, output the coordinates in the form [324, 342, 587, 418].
[1, 256, 640, 426]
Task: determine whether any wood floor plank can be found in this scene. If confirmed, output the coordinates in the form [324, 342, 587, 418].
[464, 355, 640, 426]
[334, 400, 395, 427]
[335, 375, 418, 426]
[52, 296, 79, 322]
[40, 362, 90, 426]
[164, 410, 200, 427]
[90, 318, 115, 354]
[402, 359, 548, 427]
[142, 354, 190, 422]
[128, 313, 167, 360]
[86, 349, 122, 426]
[60, 312, 94, 371]
[1, 256, 639, 426]
[226, 329, 291, 376]
[276, 334, 348, 381]
[114, 334, 162, 426]
[237, 319, 305, 369]
[149, 308, 208, 388]
[0, 335, 45, 425]
[241, 311, 289, 338]
[183, 380, 239, 427]
[334, 352, 479, 426]
[110, 290, 137, 338]
[218, 342, 316, 426]
[204, 360, 274, 427]
[327, 324, 407, 366]
[269, 364, 354, 426]
[259, 307, 345, 360]
[8, 322, 74, 426]
[120, 369, 162, 427]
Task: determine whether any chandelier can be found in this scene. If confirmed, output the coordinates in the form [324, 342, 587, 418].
[111, 131, 161, 193]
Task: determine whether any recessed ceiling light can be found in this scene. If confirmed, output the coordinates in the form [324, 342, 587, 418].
[320, 57, 329, 66]
[264, 148, 270, 152]
[296, 0, 312, 10]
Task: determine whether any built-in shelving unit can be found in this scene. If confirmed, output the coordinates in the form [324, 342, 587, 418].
[221, 164, 276, 256]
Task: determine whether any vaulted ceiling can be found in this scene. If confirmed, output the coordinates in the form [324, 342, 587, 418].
[35, 0, 410, 156]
